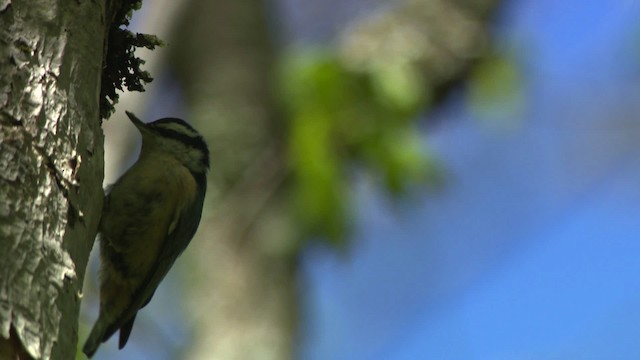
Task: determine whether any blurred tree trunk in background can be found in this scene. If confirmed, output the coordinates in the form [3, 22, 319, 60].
[170, 0, 500, 359]
[172, 1, 297, 360]
[0, 0, 105, 359]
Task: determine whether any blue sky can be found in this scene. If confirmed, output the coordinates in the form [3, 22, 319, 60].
[298, 1, 640, 359]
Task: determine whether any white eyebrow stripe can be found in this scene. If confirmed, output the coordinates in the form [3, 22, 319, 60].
[155, 122, 200, 137]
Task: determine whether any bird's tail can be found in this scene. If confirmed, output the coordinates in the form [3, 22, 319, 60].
[83, 316, 108, 358]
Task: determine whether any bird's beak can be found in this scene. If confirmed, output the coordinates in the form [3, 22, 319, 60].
[125, 111, 147, 132]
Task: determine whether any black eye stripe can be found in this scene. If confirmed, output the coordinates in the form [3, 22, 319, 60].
[144, 118, 210, 171]
[152, 126, 199, 145]
[150, 127, 210, 169]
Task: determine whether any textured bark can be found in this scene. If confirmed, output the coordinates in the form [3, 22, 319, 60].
[0, 0, 105, 359]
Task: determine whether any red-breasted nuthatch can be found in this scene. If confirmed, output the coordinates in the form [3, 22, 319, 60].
[83, 111, 209, 358]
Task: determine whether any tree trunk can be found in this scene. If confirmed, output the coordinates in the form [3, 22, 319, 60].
[0, 0, 106, 358]
[171, 1, 298, 360]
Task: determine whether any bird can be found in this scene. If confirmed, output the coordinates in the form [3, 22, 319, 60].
[83, 111, 209, 358]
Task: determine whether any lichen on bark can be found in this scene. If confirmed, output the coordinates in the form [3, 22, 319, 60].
[99, 0, 163, 119]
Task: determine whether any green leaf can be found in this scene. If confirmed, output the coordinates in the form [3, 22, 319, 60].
[468, 52, 524, 126]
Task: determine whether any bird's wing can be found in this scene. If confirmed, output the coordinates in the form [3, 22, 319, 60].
[107, 180, 207, 348]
